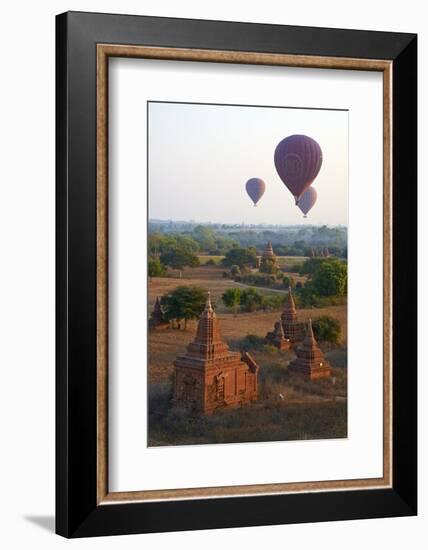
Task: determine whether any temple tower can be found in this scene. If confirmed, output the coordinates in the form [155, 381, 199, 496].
[265, 319, 291, 350]
[281, 286, 304, 342]
[173, 293, 259, 414]
[148, 296, 168, 330]
[288, 319, 331, 380]
[259, 241, 277, 273]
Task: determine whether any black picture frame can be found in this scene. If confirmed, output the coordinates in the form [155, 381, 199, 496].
[56, 11, 417, 538]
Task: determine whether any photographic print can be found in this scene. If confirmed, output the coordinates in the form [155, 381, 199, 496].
[147, 101, 348, 447]
[57, 14, 417, 536]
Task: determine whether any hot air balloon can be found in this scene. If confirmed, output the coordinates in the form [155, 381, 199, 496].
[245, 177, 266, 206]
[297, 186, 317, 218]
[274, 135, 322, 202]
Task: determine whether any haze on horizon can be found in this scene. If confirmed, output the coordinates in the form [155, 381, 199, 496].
[148, 102, 348, 226]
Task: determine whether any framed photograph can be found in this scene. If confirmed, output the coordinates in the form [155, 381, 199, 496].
[56, 11, 417, 537]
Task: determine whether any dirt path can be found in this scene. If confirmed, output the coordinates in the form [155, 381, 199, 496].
[234, 282, 288, 294]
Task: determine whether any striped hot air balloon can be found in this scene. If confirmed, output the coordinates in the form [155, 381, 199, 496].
[274, 135, 322, 202]
[297, 186, 317, 218]
[245, 177, 266, 206]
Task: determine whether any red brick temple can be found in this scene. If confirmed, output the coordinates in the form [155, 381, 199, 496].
[259, 241, 277, 273]
[148, 296, 168, 330]
[280, 286, 304, 343]
[265, 319, 291, 351]
[173, 293, 259, 414]
[288, 319, 331, 380]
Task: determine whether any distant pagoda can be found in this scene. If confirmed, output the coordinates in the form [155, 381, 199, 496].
[265, 286, 304, 347]
[288, 319, 331, 380]
[173, 292, 259, 414]
[259, 241, 277, 273]
[148, 296, 168, 330]
[280, 286, 305, 343]
[265, 319, 291, 351]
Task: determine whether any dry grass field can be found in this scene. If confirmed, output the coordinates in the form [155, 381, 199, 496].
[276, 255, 308, 266]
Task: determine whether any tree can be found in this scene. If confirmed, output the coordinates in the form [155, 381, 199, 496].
[312, 316, 341, 344]
[160, 248, 200, 278]
[160, 286, 207, 329]
[240, 287, 263, 312]
[148, 257, 167, 279]
[192, 225, 216, 252]
[148, 233, 164, 256]
[299, 257, 326, 276]
[148, 233, 199, 256]
[222, 247, 257, 269]
[311, 259, 347, 297]
[259, 258, 277, 274]
[222, 288, 242, 317]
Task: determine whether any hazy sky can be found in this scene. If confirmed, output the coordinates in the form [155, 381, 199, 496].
[148, 102, 348, 225]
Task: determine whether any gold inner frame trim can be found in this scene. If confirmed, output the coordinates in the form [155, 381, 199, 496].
[96, 44, 393, 504]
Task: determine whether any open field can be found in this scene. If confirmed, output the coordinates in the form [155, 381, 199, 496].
[276, 255, 308, 266]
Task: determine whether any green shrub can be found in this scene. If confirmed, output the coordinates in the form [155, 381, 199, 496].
[241, 272, 276, 287]
[148, 257, 167, 278]
[222, 288, 242, 316]
[312, 316, 341, 344]
[239, 334, 265, 351]
[240, 287, 263, 312]
[261, 294, 285, 311]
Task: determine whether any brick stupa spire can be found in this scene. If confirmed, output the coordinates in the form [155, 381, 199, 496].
[266, 286, 304, 347]
[265, 319, 291, 351]
[174, 292, 259, 413]
[184, 292, 229, 361]
[148, 296, 168, 330]
[280, 286, 304, 342]
[259, 241, 277, 273]
[288, 319, 331, 380]
[263, 241, 275, 259]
